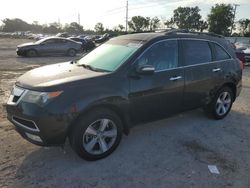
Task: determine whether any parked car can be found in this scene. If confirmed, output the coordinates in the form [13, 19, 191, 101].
[231, 42, 246, 68]
[242, 48, 250, 66]
[7, 30, 242, 160]
[56, 32, 70, 38]
[68, 37, 95, 51]
[236, 50, 246, 67]
[16, 37, 82, 57]
[95, 33, 110, 43]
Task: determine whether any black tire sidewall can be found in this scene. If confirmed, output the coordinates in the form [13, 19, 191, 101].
[26, 50, 37, 57]
[211, 87, 233, 119]
[70, 108, 123, 161]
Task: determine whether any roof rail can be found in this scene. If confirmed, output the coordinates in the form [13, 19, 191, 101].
[165, 29, 224, 38]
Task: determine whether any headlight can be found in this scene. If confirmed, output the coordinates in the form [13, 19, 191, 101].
[22, 90, 63, 106]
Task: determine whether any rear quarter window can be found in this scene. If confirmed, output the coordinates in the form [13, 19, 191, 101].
[213, 43, 231, 61]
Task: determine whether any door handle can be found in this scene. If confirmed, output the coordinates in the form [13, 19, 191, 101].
[212, 68, 221, 72]
[169, 76, 182, 81]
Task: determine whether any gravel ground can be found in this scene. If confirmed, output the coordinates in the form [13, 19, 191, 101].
[0, 38, 250, 188]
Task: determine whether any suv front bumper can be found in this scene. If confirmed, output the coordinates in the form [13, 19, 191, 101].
[6, 86, 70, 146]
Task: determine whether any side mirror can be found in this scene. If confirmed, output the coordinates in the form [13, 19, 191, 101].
[136, 64, 155, 75]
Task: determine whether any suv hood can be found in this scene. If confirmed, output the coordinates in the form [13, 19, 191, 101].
[16, 62, 106, 90]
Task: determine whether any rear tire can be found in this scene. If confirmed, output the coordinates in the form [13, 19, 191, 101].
[204, 87, 233, 119]
[69, 108, 123, 161]
[67, 49, 76, 57]
[26, 49, 37, 57]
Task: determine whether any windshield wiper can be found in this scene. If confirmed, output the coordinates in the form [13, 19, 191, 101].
[79, 63, 110, 72]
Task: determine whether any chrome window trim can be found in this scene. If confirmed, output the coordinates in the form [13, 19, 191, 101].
[132, 37, 234, 73]
[12, 116, 40, 132]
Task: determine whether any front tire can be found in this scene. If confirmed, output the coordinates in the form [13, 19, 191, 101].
[205, 87, 233, 119]
[26, 49, 37, 57]
[67, 49, 76, 57]
[69, 108, 123, 160]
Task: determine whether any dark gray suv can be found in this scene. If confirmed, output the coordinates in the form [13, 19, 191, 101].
[6, 30, 242, 160]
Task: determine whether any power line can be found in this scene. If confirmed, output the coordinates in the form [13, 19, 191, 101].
[105, 6, 125, 13]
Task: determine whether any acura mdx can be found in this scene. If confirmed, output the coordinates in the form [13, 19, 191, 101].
[6, 30, 242, 160]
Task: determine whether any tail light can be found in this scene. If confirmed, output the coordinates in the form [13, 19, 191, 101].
[239, 60, 244, 70]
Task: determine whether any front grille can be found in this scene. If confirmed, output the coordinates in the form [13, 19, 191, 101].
[12, 116, 39, 132]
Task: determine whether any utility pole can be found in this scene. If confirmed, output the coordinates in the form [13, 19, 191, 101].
[125, 0, 128, 32]
[231, 4, 240, 35]
[78, 13, 81, 25]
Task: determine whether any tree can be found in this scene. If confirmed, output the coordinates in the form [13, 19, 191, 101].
[64, 22, 83, 34]
[197, 20, 208, 32]
[149, 17, 160, 31]
[2, 18, 30, 32]
[118, 24, 125, 31]
[94, 22, 104, 34]
[207, 4, 234, 36]
[31, 21, 43, 33]
[43, 22, 62, 34]
[238, 19, 250, 37]
[164, 19, 175, 28]
[170, 6, 204, 31]
[128, 16, 149, 32]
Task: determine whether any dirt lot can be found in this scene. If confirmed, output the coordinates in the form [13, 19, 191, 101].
[0, 38, 250, 188]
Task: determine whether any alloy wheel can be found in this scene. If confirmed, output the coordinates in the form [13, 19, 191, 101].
[82, 119, 117, 155]
[215, 91, 232, 116]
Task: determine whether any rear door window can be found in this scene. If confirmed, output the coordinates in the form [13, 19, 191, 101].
[213, 43, 231, 61]
[42, 39, 56, 45]
[182, 40, 212, 66]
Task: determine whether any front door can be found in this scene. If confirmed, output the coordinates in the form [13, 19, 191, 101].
[129, 39, 184, 122]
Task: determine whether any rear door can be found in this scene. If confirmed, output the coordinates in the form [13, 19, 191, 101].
[39, 39, 58, 55]
[181, 39, 222, 109]
[129, 39, 184, 122]
[54, 39, 68, 54]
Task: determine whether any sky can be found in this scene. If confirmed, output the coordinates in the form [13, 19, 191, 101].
[0, 0, 249, 30]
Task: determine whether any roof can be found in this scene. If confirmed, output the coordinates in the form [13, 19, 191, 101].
[112, 32, 165, 42]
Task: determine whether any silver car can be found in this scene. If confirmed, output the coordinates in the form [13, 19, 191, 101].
[16, 37, 83, 57]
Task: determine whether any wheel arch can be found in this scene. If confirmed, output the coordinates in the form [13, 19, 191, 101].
[67, 104, 131, 138]
[25, 49, 38, 56]
[221, 82, 236, 101]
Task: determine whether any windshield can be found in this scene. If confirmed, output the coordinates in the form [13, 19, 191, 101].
[35, 38, 48, 44]
[78, 40, 141, 72]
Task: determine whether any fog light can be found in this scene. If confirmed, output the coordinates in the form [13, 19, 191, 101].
[25, 132, 42, 142]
